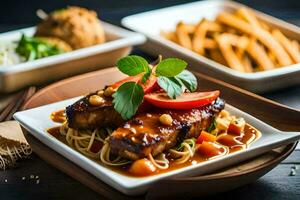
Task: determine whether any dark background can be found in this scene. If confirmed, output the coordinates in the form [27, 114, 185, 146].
[0, 1, 299, 200]
[0, 0, 300, 32]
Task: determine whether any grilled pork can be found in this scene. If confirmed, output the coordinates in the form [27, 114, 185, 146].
[109, 98, 225, 160]
[66, 89, 225, 160]
[65, 91, 124, 129]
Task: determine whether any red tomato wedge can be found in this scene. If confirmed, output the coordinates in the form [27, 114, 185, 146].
[111, 73, 158, 94]
[144, 90, 220, 109]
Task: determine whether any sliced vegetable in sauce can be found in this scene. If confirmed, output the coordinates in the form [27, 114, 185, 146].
[197, 131, 217, 144]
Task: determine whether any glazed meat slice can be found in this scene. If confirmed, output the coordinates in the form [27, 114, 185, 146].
[109, 98, 225, 160]
[65, 91, 124, 129]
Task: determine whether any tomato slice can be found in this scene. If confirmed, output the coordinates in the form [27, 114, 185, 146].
[111, 73, 158, 94]
[144, 90, 220, 109]
[111, 75, 141, 89]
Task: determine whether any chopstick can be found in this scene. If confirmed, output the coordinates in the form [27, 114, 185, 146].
[0, 86, 36, 122]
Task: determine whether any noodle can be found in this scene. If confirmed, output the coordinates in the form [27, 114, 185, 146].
[59, 123, 130, 166]
[169, 139, 198, 164]
[148, 153, 169, 170]
[100, 141, 130, 166]
[207, 145, 229, 160]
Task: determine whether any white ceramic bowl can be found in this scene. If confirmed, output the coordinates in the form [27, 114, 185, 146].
[0, 22, 145, 93]
[122, 0, 300, 93]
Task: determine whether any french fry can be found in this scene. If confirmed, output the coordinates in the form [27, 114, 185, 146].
[272, 29, 300, 63]
[226, 27, 239, 35]
[260, 21, 271, 32]
[203, 38, 218, 49]
[163, 7, 300, 73]
[176, 22, 192, 49]
[206, 21, 223, 32]
[237, 7, 261, 29]
[213, 33, 249, 49]
[246, 38, 275, 70]
[267, 51, 279, 67]
[209, 49, 227, 66]
[192, 20, 209, 55]
[217, 34, 246, 72]
[161, 31, 177, 43]
[291, 40, 300, 52]
[230, 35, 248, 62]
[176, 22, 196, 33]
[216, 12, 292, 66]
[241, 55, 253, 73]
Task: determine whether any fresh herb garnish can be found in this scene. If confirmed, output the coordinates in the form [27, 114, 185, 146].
[177, 138, 196, 151]
[113, 55, 197, 120]
[112, 82, 144, 120]
[15, 34, 64, 61]
[175, 70, 197, 92]
[177, 143, 184, 151]
[155, 58, 187, 77]
[207, 118, 217, 133]
[117, 55, 151, 76]
[157, 76, 183, 99]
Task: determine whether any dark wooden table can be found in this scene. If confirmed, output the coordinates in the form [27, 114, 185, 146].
[0, 1, 299, 199]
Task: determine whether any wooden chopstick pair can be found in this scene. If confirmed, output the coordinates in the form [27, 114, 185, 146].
[0, 86, 36, 122]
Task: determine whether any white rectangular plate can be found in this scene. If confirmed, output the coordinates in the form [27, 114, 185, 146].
[0, 22, 145, 92]
[14, 98, 300, 195]
[122, 0, 300, 92]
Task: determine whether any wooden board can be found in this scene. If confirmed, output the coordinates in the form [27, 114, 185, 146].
[22, 68, 300, 199]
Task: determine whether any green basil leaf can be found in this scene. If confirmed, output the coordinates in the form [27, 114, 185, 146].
[141, 70, 151, 84]
[177, 143, 184, 151]
[112, 82, 144, 120]
[157, 76, 183, 99]
[116, 55, 150, 76]
[156, 58, 187, 77]
[176, 70, 197, 92]
[207, 118, 217, 133]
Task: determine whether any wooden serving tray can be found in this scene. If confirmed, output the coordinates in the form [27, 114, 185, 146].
[22, 68, 299, 199]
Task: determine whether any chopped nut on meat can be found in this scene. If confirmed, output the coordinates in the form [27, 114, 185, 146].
[97, 90, 104, 96]
[104, 87, 115, 97]
[89, 95, 105, 106]
[159, 114, 173, 126]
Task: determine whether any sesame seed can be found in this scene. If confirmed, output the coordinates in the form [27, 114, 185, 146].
[291, 165, 299, 170]
[289, 169, 296, 176]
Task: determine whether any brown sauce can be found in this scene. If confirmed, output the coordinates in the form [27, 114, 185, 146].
[50, 110, 66, 123]
[112, 124, 260, 177]
[47, 121, 261, 177]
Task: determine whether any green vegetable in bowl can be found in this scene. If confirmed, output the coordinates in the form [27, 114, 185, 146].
[15, 34, 64, 61]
